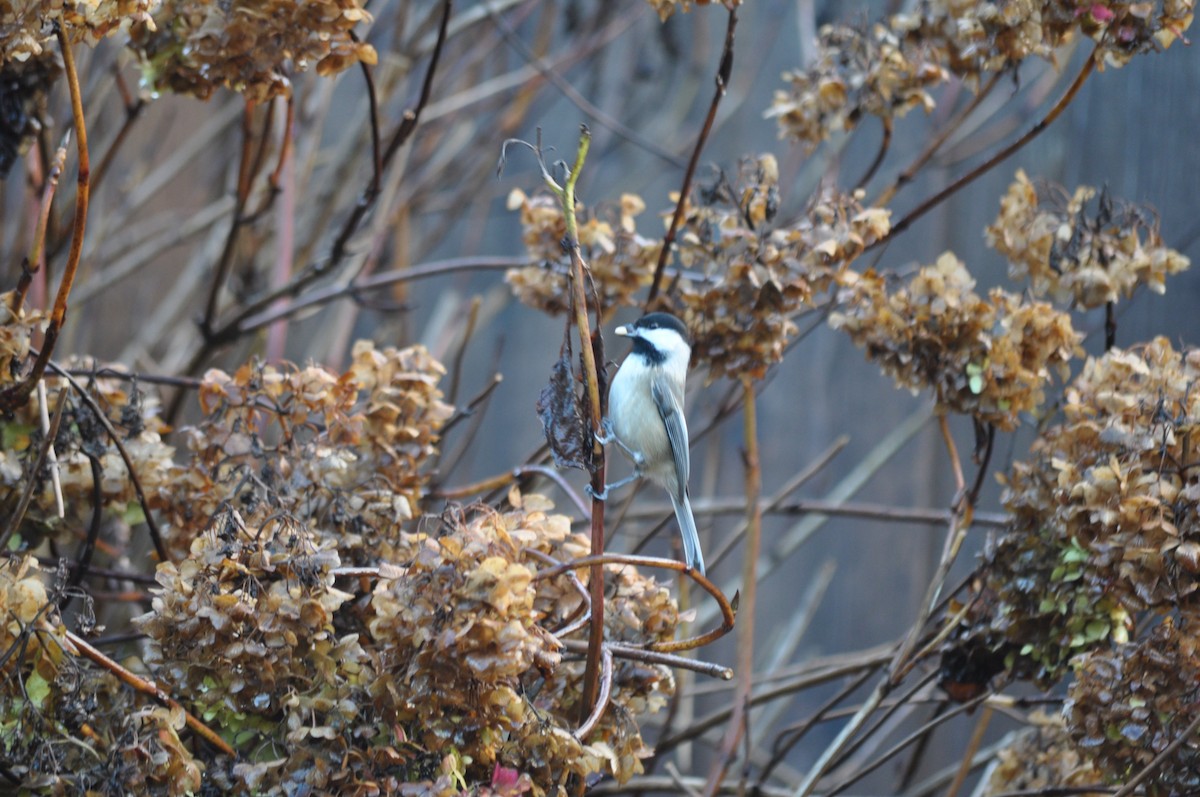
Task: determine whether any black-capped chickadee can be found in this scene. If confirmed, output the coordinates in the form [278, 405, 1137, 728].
[593, 312, 705, 575]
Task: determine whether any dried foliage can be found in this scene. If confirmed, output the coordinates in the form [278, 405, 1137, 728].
[0, 0, 157, 61]
[768, 23, 946, 150]
[0, 558, 205, 794]
[947, 339, 1200, 687]
[128, 0, 377, 101]
[367, 492, 678, 793]
[980, 713, 1108, 796]
[157, 341, 452, 562]
[0, 52, 61, 179]
[772, 1, 1195, 144]
[1066, 615, 1200, 791]
[0, 366, 174, 551]
[507, 190, 661, 317]
[987, 170, 1190, 309]
[830, 253, 1081, 430]
[2, 0, 1198, 791]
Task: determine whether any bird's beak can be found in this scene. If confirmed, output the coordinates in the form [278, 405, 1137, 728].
[615, 324, 632, 337]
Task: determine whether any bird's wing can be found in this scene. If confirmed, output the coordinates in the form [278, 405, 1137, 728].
[652, 376, 689, 499]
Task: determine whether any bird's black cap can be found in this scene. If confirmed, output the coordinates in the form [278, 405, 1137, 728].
[632, 312, 689, 343]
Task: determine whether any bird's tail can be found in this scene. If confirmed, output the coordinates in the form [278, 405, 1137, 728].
[670, 491, 705, 576]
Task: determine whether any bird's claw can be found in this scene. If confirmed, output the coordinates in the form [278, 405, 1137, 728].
[585, 483, 610, 502]
[595, 417, 616, 446]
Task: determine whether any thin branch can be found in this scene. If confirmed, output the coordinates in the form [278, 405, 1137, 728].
[1, 29, 90, 413]
[49, 363, 170, 563]
[237, 256, 526, 332]
[705, 376, 762, 796]
[648, 5, 739, 302]
[483, 0, 684, 169]
[1110, 710, 1200, 797]
[178, 0, 454, 372]
[574, 647, 613, 739]
[531, 552, 735, 654]
[854, 116, 891, 192]
[12, 138, 68, 315]
[561, 639, 733, 680]
[872, 70, 1003, 209]
[870, 48, 1097, 250]
[63, 629, 237, 757]
[626, 496, 1009, 529]
[199, 99, 259, 339]
[90, 66, 146, 194]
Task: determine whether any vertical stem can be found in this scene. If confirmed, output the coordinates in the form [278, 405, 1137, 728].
[704, 375, 761, 795]
[551, 127, 609, 728]
[1, 29, 90, 413]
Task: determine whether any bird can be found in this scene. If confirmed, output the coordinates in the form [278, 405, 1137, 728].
[592, 311, 705, 575]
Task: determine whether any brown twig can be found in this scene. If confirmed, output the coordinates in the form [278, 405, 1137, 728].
[236, 256, 527, 332]
[705, 376, 761, 796]
[0, 29, 90, 414]
[171, 0, 454, 394]
[869, 47, 1097, 251]
[944, 705, 993, 797]
[854, 116, 891, 192]
[91, 67, 146, 194]
[531, 552, 736, 653]
[63, 629, 237, 757]
[561, 639, 733, 680]
[574, 646, 613, 739]
[1110, 709, 1200, 797]
[198, 99, 260, 341]
[49, 363, 170, 563]
[647, 5, 738, 303]
[523, 548, 592, 637]
[872, 70, 1003, 209]
[822, 687, 992, 796]
[627, 496, 1009, 529]
[12, 140, 68, 314]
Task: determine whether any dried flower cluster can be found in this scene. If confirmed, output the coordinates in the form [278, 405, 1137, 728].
[0, 0, 157, 61]
[946, 339, 1200, 689]
[509, 158, 890, 381]
[135, 511, 373, 793]
[773, 1, 1194, 144]
[0, 366, 175, 552]
[830, 253, 1080, 430]
[506, 190, 661, 317]
[980, 714, 1108, 797]
[0, 292, 44, 386]
[126, 491, 676, 793]
[160, 341, 452, 562]
[129, 0, 376, 101]
[987, 170, 1189, 309]
[669, 162, 890, 380]
[367, 492, 678, 793]
[768, 23, 947, 149]
[1, 558, 200, 794]
[3, 333, 681, 792]
[1067, 616, 1200, 790]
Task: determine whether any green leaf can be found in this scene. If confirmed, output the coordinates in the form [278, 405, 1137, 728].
[121, 502, 147, 526]
[966, 362, 984, 395]
[25, 671, 51, 709]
